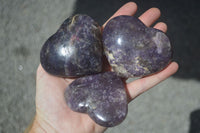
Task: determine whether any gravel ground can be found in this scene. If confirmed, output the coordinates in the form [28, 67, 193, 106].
[0, 0, 200, 133]
[0, 0, 75, 132]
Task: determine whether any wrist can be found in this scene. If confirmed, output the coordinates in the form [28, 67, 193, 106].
[29, 117, 45, 133]
[26, 115, 56, 133]
[25, 115, 44, 133]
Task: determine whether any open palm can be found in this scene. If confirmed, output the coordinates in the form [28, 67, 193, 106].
[29, 2, 178, 133]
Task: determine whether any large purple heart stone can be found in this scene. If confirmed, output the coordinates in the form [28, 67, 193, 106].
[64, 72, 128, 127]
[40, 14, 102, 77]
[103, 15, 172, 78]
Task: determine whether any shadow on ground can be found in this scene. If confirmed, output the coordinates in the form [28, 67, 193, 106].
[73, 0, 200, 80]
[189, 109, 200, 133]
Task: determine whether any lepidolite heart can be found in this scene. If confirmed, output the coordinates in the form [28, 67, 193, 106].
[40, 14, 102, 77]
[64, 72, 128, 127]
[103, 15, 172, 78]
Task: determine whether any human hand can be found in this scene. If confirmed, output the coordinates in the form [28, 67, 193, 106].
[28, 2, 179, 133]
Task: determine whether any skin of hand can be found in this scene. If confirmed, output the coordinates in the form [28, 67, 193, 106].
[27, 2, 179, 133]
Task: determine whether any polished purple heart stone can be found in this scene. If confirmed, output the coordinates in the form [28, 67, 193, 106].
[103, 15, 172, 78]
[64, 72, 128, 127]
[40, 14, 102, 77]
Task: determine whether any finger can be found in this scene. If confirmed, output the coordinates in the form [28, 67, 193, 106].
[103, 2, 137, 27]
[154, 22, 168, 33]
[139, 8, 161, 27]
[111, 2, 137, 18]
[127, 62, 179, 101]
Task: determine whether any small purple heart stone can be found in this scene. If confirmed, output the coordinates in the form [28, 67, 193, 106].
[103, 15, 172, 78]
[40, 14, 102, 77]
[64, 72, 128, 127]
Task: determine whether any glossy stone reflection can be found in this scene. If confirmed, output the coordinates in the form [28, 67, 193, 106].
[40, 14, 102, 77]
[64, 72, 128, 127]
[103, 15, 172, 78]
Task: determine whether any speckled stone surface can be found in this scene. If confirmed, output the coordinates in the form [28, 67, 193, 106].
[64, 72, 128, 127]
[103, 15, 172, 78]
[40, 14, 102, 77]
